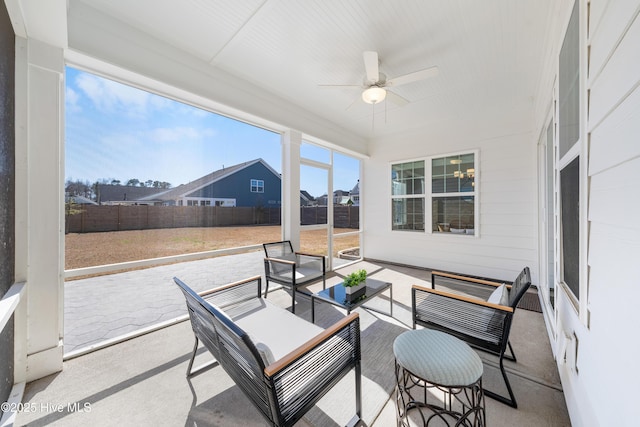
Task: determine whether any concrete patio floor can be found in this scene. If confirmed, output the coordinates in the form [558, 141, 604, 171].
[16, 259, 570, 426]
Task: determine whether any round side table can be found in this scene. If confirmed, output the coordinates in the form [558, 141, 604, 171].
[393, 329, 485, 426]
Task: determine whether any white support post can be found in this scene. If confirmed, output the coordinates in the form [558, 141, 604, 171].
[14, 37, 65, 381]
[281, 130, 301, 250]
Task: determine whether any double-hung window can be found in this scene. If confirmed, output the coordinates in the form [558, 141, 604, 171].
[391, 152, 477, 234]
[432, 153, 476, 235]
[250, 179, 264, 193]
[557, 0, 581, 304]
[391, 161, 425, 231]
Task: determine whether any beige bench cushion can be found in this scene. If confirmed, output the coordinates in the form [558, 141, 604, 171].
[226, 298, 323, 361]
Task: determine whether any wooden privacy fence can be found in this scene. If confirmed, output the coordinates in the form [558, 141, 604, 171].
[66, 205, 359, 233]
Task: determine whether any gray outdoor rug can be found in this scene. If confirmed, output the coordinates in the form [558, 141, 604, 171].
[299, 297, 410, 426]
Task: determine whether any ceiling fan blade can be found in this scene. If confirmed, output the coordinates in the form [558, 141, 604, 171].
[386, 66, 439, 87]
[386, 90, 409, 107]
[363, 51, 379, 83]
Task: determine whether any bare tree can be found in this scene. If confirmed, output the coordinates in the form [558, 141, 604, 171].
[65, 179, 93, 198]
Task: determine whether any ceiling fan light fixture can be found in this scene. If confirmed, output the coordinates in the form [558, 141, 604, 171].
[362, 87, 387, 104]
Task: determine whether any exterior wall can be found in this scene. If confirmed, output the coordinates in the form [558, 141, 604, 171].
[530, 1, 640, 425]
[364, 127, 538, 283]
[187, 162, 281, 207]
[0, 0, 16, 408]
[563, 1, 640, 425]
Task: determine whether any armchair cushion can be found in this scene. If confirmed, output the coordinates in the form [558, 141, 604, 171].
[254, 341, 275, 366]
[272, 267, 324, 284]
[233, 297, 323, 360]
[487, 284, 508, 306]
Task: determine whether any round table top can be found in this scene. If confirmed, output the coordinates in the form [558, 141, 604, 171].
[393, 329, 483, 386]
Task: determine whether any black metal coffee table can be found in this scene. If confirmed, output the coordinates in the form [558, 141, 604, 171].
[310, 278, 393, 323]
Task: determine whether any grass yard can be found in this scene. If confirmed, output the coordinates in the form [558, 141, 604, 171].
[65, 226, 360, 270]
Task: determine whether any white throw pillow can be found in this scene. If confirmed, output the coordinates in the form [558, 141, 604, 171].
[254, 341, 275, 366]
[487, 284, 508, 306]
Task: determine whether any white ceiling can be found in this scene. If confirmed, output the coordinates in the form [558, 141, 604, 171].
[71, 0, 555, 141]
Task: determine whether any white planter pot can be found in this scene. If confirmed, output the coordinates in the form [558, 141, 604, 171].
[344, 281, 366, 294]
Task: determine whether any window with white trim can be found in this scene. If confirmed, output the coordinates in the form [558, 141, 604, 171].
[432, 153, 476, 235]
[557, 0, 581, 303]
[391, 161, 425, 231]
[250, 179, 264, 193]
[391, 152, 477, 234]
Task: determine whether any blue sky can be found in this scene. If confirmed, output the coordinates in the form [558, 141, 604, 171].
[65, 67, 359, 198]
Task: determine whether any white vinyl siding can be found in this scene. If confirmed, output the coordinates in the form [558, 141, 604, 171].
[368, 138, 531, 282]
[541, 1, 640, 426]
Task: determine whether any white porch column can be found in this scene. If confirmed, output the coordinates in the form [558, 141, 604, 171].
[15, 36, 65, 381]
[281, 130, 301, 250]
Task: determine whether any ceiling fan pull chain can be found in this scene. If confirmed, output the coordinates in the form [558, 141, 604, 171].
[371, 103, 375, 131]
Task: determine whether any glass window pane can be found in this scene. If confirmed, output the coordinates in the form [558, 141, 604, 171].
[414, 162, 425, 178]
[432, 158, 445, 175]
[301, 142, 330, 164]
[392, 160, 424, 196]
[445, 160, 459, 175]
[413, 178, 424, 194]
[560, 156, 580, 299]
[392, 197, 425, 231]
[301, 164, 327, 225]
[405, 179, 414, 194]
[460, 176, 475, 192]
[460, 153, 474, 165]
[432, 196, 475, 235]
[559, 0, 579, 158]
[432, 177, 445, 193]
[445, 177, 459, 192]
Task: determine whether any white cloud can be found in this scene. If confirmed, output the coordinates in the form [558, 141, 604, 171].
[66, 86, 79, 105]
[75, 73, 151, 116]
[65, 87, 81, 113]
[149, 126, 216, 143]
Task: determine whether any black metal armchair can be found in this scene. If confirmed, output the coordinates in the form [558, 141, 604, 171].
[262, 240, 326, 313]
[412, 266, 531, 408]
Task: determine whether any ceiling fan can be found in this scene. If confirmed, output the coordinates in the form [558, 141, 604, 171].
[320, 51, 439, 107]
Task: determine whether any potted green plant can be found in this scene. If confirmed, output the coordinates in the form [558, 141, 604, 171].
[343, 269, 367, 301]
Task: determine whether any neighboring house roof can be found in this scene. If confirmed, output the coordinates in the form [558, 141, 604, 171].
[350, 181, 359, 195]
[65, 195, 98, 205]
[142, 158, 280, 202]
[96, 184, 164, 203]
[300, 190, 315, 202]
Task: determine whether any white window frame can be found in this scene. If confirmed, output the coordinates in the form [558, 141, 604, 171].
[430, 151, 478, 236]
[554, 0, 587, 321]
[183, 197, 235, 207]
[390, 150, 479, 236]
[390, 159, 426, 232]
[250, 179, 264, 193]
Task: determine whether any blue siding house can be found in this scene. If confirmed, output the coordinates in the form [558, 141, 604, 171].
[146, 158, 281, 207]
